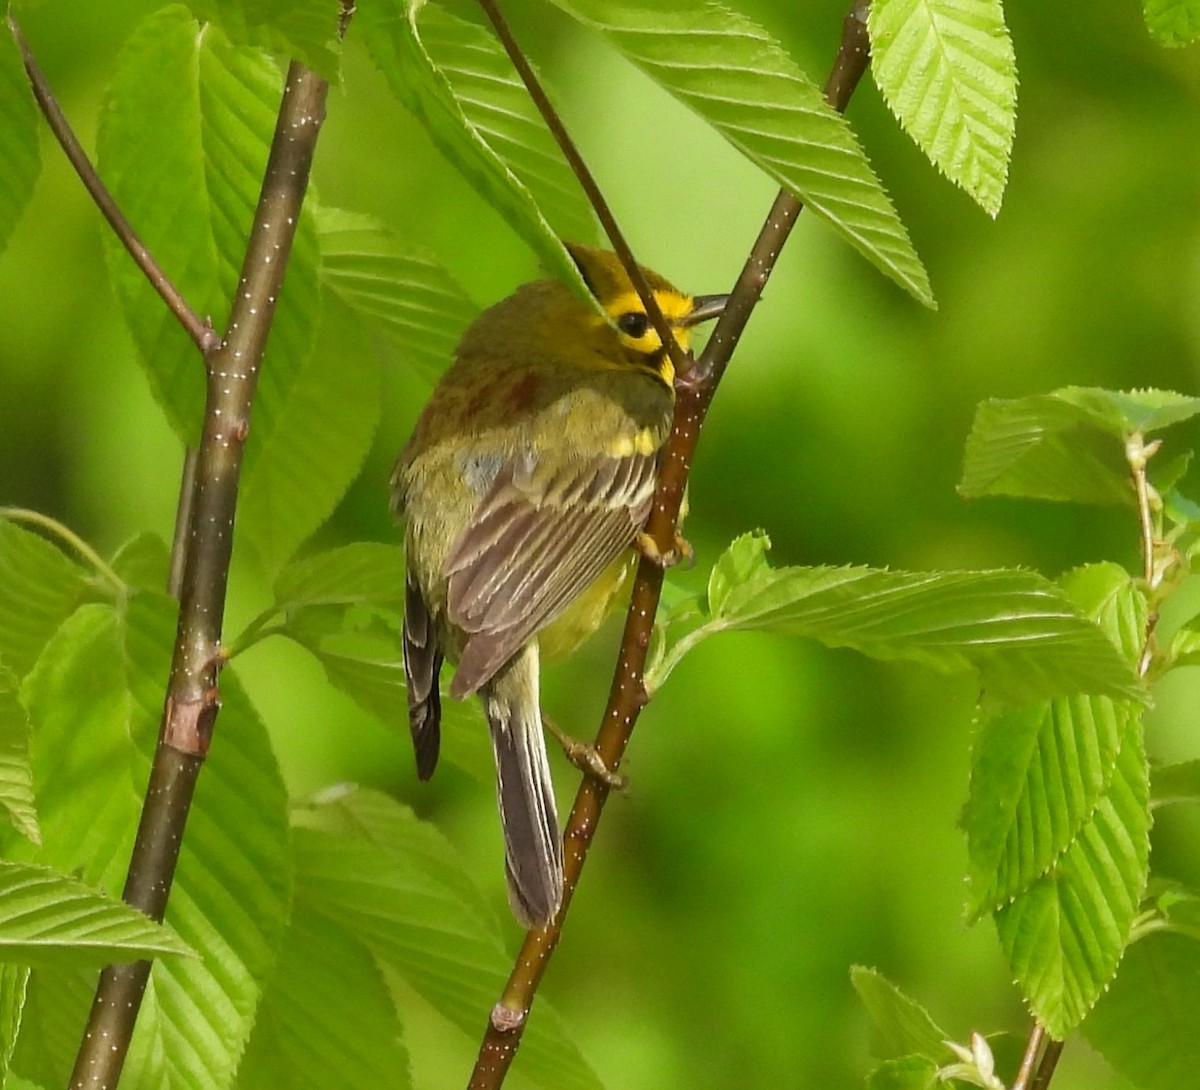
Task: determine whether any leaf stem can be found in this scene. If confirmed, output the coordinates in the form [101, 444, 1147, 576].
[5, 13, 220, 355]
[1010, 1021, 1045, 1090]
[66, 60, 331, 1090]
[467, 5, 873, 1086]
[0, 507, 123, 592]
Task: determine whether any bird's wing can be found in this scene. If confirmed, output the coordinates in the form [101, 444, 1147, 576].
[444, 450, 658, 696]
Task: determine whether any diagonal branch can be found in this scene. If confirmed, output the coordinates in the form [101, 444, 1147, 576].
[66, 59, 331, 1090]
[6, 12, 220, 354]
[467, 5, 873, 1087]
[474, 0, 690, 383]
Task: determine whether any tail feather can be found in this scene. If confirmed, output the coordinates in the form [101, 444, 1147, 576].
[483, 644, 563, 927]
[403, 571, 443, 780]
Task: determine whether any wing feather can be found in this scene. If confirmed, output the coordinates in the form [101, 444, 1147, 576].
[446, 451, 658, 697]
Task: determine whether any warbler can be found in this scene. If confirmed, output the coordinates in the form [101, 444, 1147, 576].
[392, 243, 727, 927]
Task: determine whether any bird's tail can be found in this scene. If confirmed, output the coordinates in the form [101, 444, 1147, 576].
[481, 643, 563, 928]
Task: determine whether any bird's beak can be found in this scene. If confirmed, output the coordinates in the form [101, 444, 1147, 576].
[680, 293, 730, 327]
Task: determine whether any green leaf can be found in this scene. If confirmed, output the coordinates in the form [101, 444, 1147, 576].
[1144, 0, 1200, 45]
[0, 963, 29, 1087]
[108, 533, 172, 594]
[293, 786, 604, 1090]
[705, 530, 771, 617]
[98, 5, 321, 461]
[1086, 930, 1200, 1090]
[237, 902, 410, 1090]
[0, 25, 41, 258]
[13, 594, 291, 1089]
[964, 696, 1134, 918]
[273, 542, 407, 606]
[649, 555, 1142, 707]
[257, 545, 493, 781]
[866, 1055, 940, 1090]
[993, 712, 1150, 1037]
[550, 0, 933, 306]
[850, 966, 946, 1061]
[0, 667, 39, 845]
[186, 0, 342, 80]
[960, 387, 1200, 504]
[357, 0, 593, 298]
[1150, 759, 1200, 807]
[237, 283, 380, 574]
[0, 860, 193, 967]
[0, 519, 94, 680]
[868, 0, 1016, 216]
[318, 208, 478, 383]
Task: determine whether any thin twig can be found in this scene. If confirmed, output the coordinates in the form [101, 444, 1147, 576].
[467, 5, 873, 1086]
[1029, 1037, 1064, 1090]
[1010, 1021, 1045, 1090]
[67, 60, 331, 1090]
[6, 13, 219, 355]
[474, 0, 689, 383]
[0, 507, 124, 592]
[1127, 431, 1162, 677]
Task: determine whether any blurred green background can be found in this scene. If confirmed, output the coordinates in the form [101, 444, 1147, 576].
[3, 1, 1200, 1087]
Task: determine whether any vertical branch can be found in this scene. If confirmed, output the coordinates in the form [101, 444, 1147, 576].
[67, 61, 330, 1090]
[468, 5, 873, 1087]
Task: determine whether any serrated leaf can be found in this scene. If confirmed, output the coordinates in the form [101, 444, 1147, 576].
[851, 966, 947, 1061]
[1085, 930, 1200, 1090]
[1144, 0, 1200, 45]
[357, 0, 593, 298]
[13, 594, 290, 1089]
[649, 560, 1142, 707]
[237, 287, 379, 574]
[0, 25, 41, 258]
[960, 387, 1200, 504]
[0, 861, 193, 967]
[868, 0, 1016, 216]
[550, 0, 933, 305]
[186, 0, 342, 80]
[293, 787, 604, 1090]
[0, 667, 39, 845]
[706, 530, 770, 616]
[1057, 562, 1146, 662]
[98, 5, 321, 484]
[964, 696, 1133, 918]
[994, 713, 1150, 1037]
[237, 902, 410, 1090]
[0, 519, 95, 680]
[318, 208, 478, 383]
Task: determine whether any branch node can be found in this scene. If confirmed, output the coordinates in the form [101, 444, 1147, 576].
[489, 1003, 526, 1034]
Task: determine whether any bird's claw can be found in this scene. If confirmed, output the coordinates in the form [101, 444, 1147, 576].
[636, 530, 694, 570]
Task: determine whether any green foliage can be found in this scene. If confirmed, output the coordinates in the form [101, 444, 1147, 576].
[551, 0, 932, 305]
[868, 0, 1016, 216]
[1143, 0, 1200, 46]
[0, 860, 193, 967]
[5, 2, 1200, 1089]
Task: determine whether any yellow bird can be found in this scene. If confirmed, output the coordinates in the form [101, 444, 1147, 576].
[392, 243, 726, 926]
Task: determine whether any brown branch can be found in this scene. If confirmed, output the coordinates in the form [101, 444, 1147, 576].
[467, 5, 873, 1086]
[1010, 1022, 1046, 1090]
[5, 12, 220, 355]
[1029, 1037, 1064, 1090]
[67, 60, 330, 1090]
[474, 0, 689, 383]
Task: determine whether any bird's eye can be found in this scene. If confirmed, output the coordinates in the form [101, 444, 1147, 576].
[616, 312, 650, 339]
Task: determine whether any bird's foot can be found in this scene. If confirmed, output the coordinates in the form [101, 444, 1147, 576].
[636, 530, 694, 570]
[544, 717, 627, 791]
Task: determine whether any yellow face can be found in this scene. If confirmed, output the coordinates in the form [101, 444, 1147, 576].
[597, 288, 699, 386]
